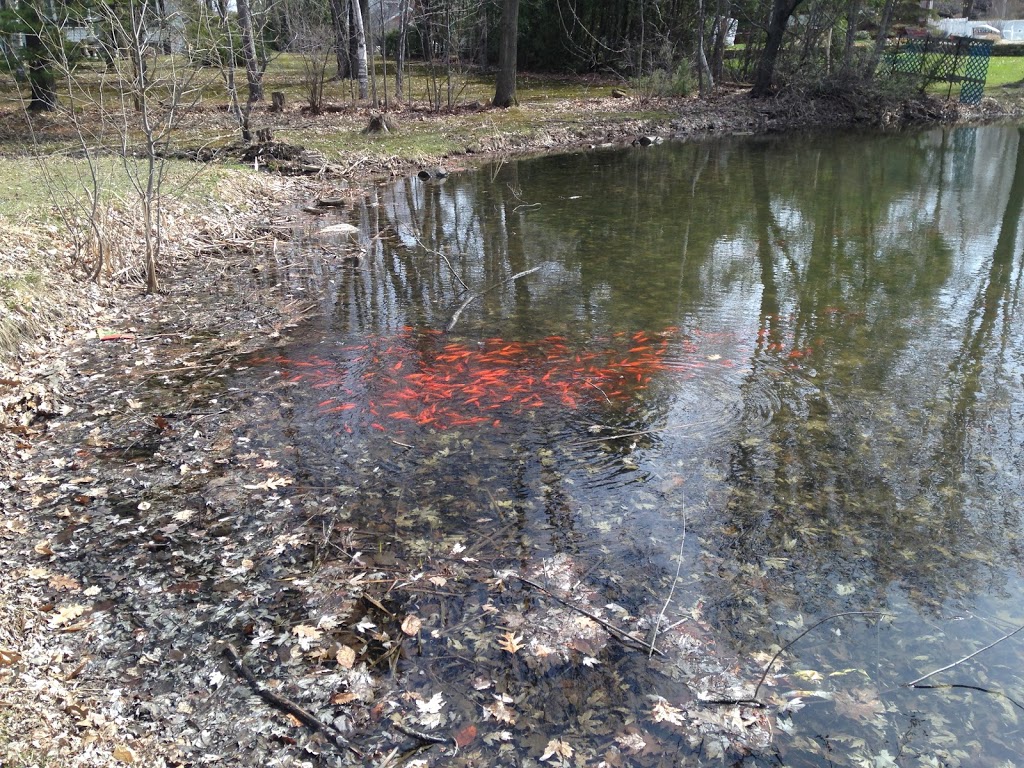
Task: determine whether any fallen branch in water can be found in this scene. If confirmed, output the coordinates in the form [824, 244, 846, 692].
[903, 620, 1024, 687]
[515, 574, 664, 657]
[909, 683, 1024, 712]
[445, 266, 541, 332]
[221, 643, 361, 758]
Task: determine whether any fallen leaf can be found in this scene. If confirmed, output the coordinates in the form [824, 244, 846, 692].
[0, 648, 22, 666]
[498, 631, 524, 654]
[49, 604, 87, 628]
[651, 697, 686, 726]
[454, 723, 477, 748]
[336, 645, 356, 669]
[292, 624, 322, 649]
[49, 574, 80, 591]
[330, 691, 358, 705]
[401, 614, 422, 636]
[34, 540, 54, 557]
[112, 744, 136, 763]
[540, 738, 574, 762]
[833, 687, 885, 722]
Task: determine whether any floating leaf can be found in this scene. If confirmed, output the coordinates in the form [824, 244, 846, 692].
[483, 694, 517, 725]
[416, 692, 445, 715]
[243, 475, 294, 490]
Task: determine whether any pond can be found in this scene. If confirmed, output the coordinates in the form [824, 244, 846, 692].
[239, 123, 1024, 766]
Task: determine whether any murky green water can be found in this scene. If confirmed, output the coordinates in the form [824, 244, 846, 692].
[243, 124, 1024, 766]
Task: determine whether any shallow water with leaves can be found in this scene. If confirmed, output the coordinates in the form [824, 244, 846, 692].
[233, 124, 1024, 766]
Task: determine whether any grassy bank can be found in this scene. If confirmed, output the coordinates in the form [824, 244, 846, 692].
[0, 156, 301, 367]
[0, 57, 1021, 368]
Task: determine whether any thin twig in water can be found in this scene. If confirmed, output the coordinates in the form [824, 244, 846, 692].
[403, 228, 469, 293]
[650, 515, 686, 658]
[748, 611, 890, 702]
[904, 621, 1024, 687]
[515, 574, 664, 657]
[575, 420, 716, 445]
[392, 720, 452, 745]
[583, 379, 612, 404]
[445, 266, 541, 333]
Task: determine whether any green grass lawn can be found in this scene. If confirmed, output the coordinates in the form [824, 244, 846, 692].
[986, 56, 1024, 91]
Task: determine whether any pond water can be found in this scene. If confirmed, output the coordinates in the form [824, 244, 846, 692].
[240, 123, 1024, 766]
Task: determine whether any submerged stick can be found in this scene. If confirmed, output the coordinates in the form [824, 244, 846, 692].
[907, 683, 1024, 712]
[221, 643, 360, 757]
[445, 266, 541, 332]
[650, 515, 687, 659]
[515, 574, 664, 657]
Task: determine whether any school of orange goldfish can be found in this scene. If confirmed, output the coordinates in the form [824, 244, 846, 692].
[251, 323, 816, 434]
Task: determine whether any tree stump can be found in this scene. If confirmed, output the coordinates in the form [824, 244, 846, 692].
[270, 92, 286, 113]
[362, 113, 397, 135]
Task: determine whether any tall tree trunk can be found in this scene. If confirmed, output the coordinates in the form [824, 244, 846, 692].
[25, 33, 58, 111]
[235, 0, 264, 102]
[750, 0, 804, 97]
[378, 0, 387, 109]
[328, 0, 350, 80]
[842, 0, 861, 74]
[395, 0, 408, 100]
[697, 0, 714, 96]
[866, 0, 897, 77]
[367, 0, 378, 103]
[351, 0, 369, 99]
[710, 12, 729, 83]
[493, 0, 519, 107]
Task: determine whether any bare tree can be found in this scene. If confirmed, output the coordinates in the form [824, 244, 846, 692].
[235, 0, 266, 102]
[394, 0, 410, 101]
[328, 0, 351, 79]
[28, 0, 205, 291]
[352, 0, 368, 98]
